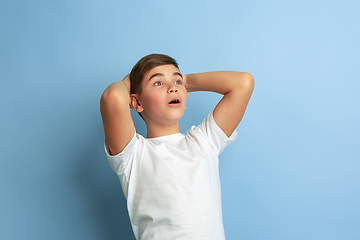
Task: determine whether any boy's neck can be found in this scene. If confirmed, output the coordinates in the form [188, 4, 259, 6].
[146, 121, 180, 138]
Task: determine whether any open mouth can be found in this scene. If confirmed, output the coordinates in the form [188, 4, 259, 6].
[169, 99, 180, 104]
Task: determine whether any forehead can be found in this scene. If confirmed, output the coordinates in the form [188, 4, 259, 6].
[144, 64, 180, 79]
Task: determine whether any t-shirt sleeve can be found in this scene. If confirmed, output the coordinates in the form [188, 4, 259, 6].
[104, 132, 139, 198]
[193, 111, 237, 156]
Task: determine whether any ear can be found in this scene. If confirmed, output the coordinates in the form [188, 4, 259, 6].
[130, 94, 144, 113]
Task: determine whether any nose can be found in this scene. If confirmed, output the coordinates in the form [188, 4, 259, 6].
[168, 85, 178, 93]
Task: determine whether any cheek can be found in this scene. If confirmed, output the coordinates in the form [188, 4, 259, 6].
[141, 93, 163, 108]
[181, 89, 188, 102]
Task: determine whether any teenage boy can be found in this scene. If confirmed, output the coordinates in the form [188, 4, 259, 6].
[100, 54, 254, 240]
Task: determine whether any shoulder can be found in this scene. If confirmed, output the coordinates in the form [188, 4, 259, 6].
[105, 132, 146, 174]
[187, 112, 237, 155]
[187, 112, 235, 139]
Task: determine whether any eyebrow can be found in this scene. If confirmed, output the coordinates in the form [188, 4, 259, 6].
[148, 72, 183, 81]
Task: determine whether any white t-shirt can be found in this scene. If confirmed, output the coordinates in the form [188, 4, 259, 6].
[105, 112, 237, 240]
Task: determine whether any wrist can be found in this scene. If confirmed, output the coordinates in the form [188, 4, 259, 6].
[184, 74, 194, 92]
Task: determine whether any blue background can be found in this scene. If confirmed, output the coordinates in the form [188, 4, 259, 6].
[1, 0, 359, 239]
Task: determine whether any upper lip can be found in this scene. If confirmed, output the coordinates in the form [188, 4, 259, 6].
[168, 98, 180, 104]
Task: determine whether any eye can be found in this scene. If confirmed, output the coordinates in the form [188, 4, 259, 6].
[175, 79, 182, 85]
[154, 81, 163, 86]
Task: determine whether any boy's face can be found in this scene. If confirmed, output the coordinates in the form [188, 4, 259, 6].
[133, 64, 187, 126]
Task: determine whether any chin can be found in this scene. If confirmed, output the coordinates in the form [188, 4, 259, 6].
[168, 111, 185, 122]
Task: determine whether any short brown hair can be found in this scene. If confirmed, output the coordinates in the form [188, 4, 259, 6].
[130, 54, 179, 94]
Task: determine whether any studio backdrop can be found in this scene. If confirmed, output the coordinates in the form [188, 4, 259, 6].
[1, 0, 359, 239]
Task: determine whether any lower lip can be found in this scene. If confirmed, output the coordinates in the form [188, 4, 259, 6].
[168, 102, 181, 107]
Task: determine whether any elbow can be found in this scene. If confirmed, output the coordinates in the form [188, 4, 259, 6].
[246, 72, 255, 90]
[237, 72, 255, 92]
[100, 88, 129, 113]
[100, 88, 118, 108]
[101, 87, 118, 101]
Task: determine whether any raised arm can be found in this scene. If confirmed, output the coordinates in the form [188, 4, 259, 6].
[100, 75, 135, 155]
[185, 71, 254, 137]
